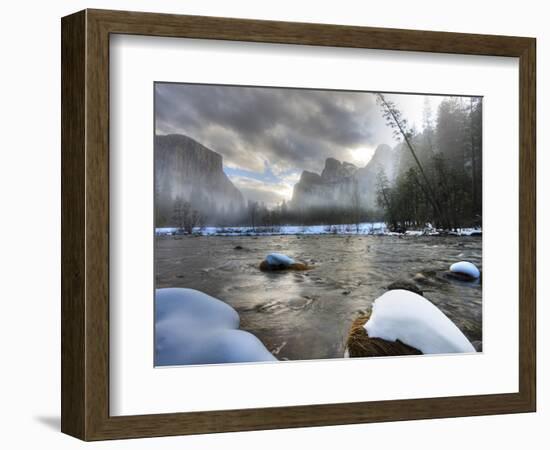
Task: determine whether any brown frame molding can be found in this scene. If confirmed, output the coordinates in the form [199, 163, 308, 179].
[61, 9, 536, 441]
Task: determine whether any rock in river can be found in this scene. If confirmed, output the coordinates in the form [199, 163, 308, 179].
[155, 288, 276, 366]
[259, 253, 311, 271]
[346, 289, 476, 357]
[449, 261, 480, 280]
[267, 253, 295, 266]
[346, 313, 422, 358]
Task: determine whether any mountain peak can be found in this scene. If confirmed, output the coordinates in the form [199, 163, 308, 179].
[299, 170, 323, 185]
[372, 144, 392, 158]
[291, 145, 398, 211]
[321, 157, 357, 182]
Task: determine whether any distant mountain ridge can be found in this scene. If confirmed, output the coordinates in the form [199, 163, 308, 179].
[155, 134, 398, 227]
[155, 134, 245, 226]
[290, 144, 398, 211]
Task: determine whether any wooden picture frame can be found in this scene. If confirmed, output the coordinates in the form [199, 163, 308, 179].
[61, 9, 536, 441]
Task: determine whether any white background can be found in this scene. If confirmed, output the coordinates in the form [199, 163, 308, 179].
[0, 0, 547, 449]
[110, 35, 518, 415]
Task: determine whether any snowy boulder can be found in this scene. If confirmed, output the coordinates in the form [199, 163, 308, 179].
[260, 253, 311, 271]
[155, 288, 276, 366]
[346, 313, 422, 357]
[267, 253, 295, 266]
[449, 261, 480, 280]
[364, 290, 475, 354]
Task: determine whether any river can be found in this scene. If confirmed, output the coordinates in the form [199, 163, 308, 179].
[155, 234, 482, 361]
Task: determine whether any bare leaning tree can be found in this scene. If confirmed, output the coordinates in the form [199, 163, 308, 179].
[375, 93, 450, 229]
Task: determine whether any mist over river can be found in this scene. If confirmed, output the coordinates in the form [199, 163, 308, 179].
[155, 235, 482, 361]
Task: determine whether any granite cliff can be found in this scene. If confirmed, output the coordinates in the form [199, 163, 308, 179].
[155, 134, 245, 226]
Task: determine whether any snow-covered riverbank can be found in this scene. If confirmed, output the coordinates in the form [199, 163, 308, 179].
[156, 222, 482, 237]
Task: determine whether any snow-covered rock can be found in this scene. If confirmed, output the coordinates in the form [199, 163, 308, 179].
[155, 288, 276, 366]
[266, 253, 295, 267]
[364, 290, 476, 354]
[450, 261, 480, 279]
[260, 253, 311, 271]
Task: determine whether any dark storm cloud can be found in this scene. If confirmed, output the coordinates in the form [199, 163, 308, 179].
[155, 83, 382, 174]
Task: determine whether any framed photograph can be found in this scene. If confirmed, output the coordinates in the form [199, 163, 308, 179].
[61, 9, 536, 440]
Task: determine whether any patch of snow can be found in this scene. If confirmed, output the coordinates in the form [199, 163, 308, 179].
[449, 228, 482, 236]
[156, 222, 389, 236]
[155, 288, 276, 366]
[266, 253, 295, 267]
[450, 261, 480, 279]
[364, 290, 476, 354]
[155, 223, 482, 237]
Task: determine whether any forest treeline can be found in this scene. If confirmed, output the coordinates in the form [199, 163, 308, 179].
[375, 94, 482, 231]
[167, 196, 379, 231]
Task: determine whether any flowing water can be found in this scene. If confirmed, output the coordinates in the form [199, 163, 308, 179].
[156, 234, 482, 361]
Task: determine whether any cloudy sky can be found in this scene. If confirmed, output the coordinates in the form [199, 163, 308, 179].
[155, 83, 443, 207]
